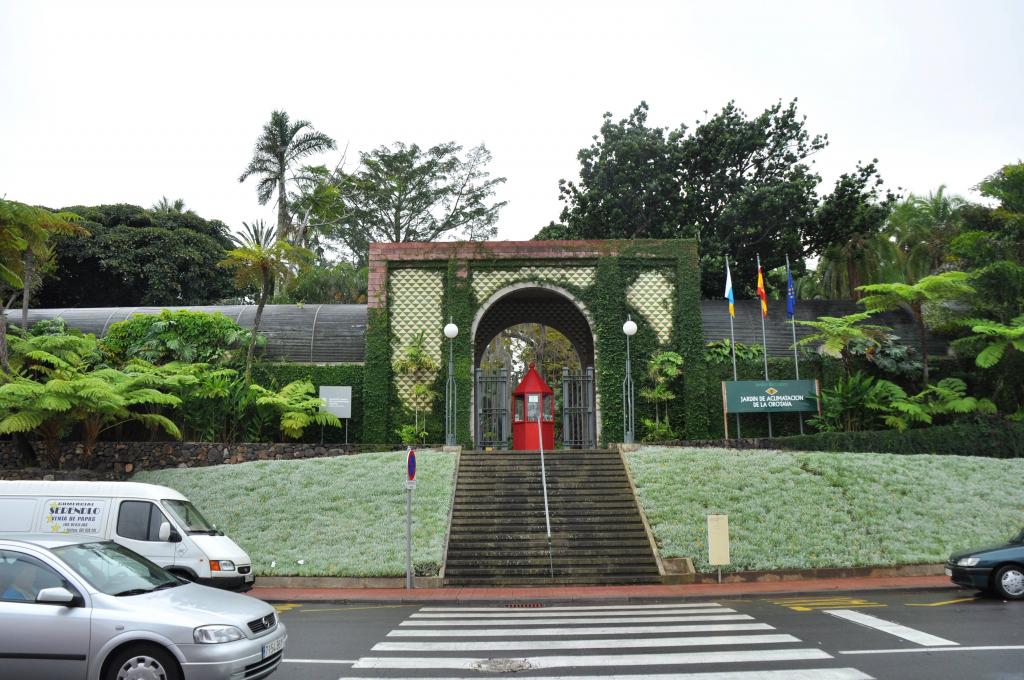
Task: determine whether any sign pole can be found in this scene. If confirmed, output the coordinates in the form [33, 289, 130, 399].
[405, 447, 416, 589]
[727, 296, 741, 439]
[757, 254, 773, 438]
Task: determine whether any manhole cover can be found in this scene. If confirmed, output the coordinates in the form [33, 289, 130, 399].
[471, 658, 534, 673]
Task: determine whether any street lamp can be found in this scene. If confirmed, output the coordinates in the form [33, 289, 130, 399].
[444, 319, 459, 447]
[622, 315, 637, 444]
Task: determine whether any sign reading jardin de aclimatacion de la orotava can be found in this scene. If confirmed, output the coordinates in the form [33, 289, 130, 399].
[722, 380, 820, 414]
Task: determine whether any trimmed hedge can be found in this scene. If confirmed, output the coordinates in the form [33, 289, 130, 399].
[766, 420, 1024, 458]
[250, 363, 364, 445]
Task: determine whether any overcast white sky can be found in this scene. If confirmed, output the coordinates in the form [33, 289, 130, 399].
[2, 0, 1021, 243]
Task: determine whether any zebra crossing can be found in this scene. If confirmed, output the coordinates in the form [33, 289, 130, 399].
[336, 602, 873, 679]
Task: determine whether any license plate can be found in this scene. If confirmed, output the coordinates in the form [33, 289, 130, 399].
[262, 636, 285, 659]
[245, 573, 255, 582]
[944, 567, 952, 576]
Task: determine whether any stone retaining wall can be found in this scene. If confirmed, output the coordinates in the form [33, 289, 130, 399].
[0, 441, 358, 480]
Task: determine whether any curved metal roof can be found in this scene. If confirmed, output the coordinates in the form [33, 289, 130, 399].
[21, 305, 367, 364]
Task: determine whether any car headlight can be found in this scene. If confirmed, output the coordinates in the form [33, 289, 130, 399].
[957, 557, 981, 567]
[194, 625, 244, 644]
[210, 560, 235, 572]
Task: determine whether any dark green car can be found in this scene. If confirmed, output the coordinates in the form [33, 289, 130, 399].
[946, 528, 1024, 599]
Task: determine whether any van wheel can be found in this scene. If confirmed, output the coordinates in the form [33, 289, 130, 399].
[105, 644, 181, 680]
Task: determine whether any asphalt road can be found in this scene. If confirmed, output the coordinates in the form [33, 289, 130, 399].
[267, 588, 1024, 680]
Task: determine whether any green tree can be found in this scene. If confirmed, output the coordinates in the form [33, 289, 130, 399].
[248, 379, 342, 439]
[857, 271, 976, 386]
[887, 186, 966, 283]
[37, 203, 235, 307]
[276, 261, 368, 304]
[152, 197, 190, 214]
[639, 351, 683, 438]
[219, 221, 311, 381]
[795, 312, 892, 377]
[101, 310, 260, 367]
[332, 142, 506, 266]
[393, 330, 439, 435]
[238, 110, 336, 242]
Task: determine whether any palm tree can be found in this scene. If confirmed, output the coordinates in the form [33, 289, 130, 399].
[795, 312, 893, 377]
[858, 271, 975, 386]
[815, 232, 901, 299]
[238, 111, 336, 243]
[219, 222, 311, 381]
[152, 196, 189, 214]
[887, 186, 966, 283]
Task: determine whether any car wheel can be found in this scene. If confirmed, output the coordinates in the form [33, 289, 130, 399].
[993, 565, 1024, 600]
[105, 644, 181, 680]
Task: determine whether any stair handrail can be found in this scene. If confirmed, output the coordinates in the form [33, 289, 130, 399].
[537, 414, 554, 581]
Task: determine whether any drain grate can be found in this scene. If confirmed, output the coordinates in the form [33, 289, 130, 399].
[505, 602, 544, 608]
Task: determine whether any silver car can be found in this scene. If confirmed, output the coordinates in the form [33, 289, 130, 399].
[0, 533, 286, 680]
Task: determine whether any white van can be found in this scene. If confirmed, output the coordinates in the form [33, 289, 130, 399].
[0, 480, 255, 591]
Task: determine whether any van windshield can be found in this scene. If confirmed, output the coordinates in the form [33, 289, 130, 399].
[53, 541, 180, 596]
[162, 499, 218, 534]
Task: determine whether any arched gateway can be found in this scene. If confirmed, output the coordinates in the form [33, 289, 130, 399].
[363, 239, 708, 447]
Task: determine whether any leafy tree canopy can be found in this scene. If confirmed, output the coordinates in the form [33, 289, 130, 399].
[36, 203, 236, 307]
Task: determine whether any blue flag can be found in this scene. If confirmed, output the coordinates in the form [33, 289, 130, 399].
[786, 258, 796, 319]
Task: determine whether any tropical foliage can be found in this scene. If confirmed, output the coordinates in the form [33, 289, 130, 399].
[639, 351, 683, 441]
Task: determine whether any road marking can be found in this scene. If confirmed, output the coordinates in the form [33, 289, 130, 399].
[373, 633, 801, 651]
[841, 645, 1024, 655]
[300, 604, 416, 613]
[409, 607, 731, 619]
[271, 602, 302, 614]
[338, 670, 873, 680]
[387, 622, 775, 637]
[281, 658, 356, 663]
[399, 614, 754, 626]
[351, 648, 834, 669]
[824, 609, 958, 647]
[769, 597, 886, 612]
[906, 597, 978, 607]
[420, 603, 726, 612]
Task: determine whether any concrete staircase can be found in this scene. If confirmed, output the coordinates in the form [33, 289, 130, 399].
[443, 449, 661, 586]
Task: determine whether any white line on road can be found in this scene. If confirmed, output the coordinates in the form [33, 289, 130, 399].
[373, 633, 800, 651]
[281, 658, 356, 664]
[351, 648, 833, 669]
[840, 645, 1024, 655]
[337, 669, 872, 680]
[419, 603, 724, 612]
[824, 609, 958, 647]
[399, 614, 754, 626]
[409, 607, 731, 618]
[387, 622, 775, 637]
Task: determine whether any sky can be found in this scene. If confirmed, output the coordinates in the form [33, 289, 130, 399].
[1, 0, 1022, 244]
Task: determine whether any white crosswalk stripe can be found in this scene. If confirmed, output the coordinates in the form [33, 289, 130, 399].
[340, 602, 875, 679]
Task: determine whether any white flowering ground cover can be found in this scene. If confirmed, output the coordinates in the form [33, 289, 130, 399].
[135, 451, 455, 577]
[627, 447, 1024, 573]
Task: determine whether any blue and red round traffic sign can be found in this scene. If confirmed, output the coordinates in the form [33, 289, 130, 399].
[406, 448, 416, 481]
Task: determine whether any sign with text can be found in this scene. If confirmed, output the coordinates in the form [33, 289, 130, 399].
[722, 379, 820, 414]
[707, 514, 730, 566]
[319, 386, 352, 419]
[44, 498, 108, 534]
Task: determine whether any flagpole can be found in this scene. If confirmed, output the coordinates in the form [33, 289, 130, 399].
[787, 254, 804, 435]
[757, 253, 773, 438]
[726, 257, 741, 439]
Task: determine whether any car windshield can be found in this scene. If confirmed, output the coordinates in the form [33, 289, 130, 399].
[162, 499, 217, 533]
[53, 541, 180, 596]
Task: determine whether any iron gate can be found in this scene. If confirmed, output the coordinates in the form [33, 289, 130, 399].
[562, 366, 595, 448]
[474, 368, 509, 449]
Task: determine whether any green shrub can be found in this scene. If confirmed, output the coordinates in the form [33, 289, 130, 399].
[102, 310, 259, 366]
[768, 420, 1024, 458]
[249, 363, 364, 444]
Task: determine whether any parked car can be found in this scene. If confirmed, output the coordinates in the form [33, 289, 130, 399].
[946, 528, 1024, 599]
[0, 533, 286, 680]
[0, 481, 254, 591]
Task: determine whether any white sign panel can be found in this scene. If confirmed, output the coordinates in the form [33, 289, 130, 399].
[44, 498, 108, 535]
[319, 386, 352, 419]
[707, 514, 731, 566]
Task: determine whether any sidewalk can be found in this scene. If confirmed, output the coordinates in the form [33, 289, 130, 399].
[252, 574, 952, 604]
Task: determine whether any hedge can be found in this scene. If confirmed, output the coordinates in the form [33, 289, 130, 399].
[766, 420, 1024, 458]
[250, 362, 364, 445]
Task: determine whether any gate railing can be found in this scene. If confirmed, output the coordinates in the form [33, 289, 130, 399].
[562, 366, 595, 449]
[474, 368, 509, 449]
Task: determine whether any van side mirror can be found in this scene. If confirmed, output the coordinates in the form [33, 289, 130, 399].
[169, 529, 182, 543]
[36, 587, 75, 605]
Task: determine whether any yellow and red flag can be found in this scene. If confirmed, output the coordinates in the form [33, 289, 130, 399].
[756, 258, 768, 318]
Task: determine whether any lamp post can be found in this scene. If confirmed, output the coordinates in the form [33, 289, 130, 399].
[443, 319, 459, 447]
[622, 315, 637, 444]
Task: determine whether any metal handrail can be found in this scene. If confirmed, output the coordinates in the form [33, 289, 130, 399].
[537, 414, 554, 581]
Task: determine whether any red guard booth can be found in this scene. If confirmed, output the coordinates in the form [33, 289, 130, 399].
[512, 363, 555, 450]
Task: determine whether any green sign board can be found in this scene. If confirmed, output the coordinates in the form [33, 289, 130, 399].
[722, 379, 820, 414]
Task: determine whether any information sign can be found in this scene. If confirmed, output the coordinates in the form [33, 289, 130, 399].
[319, 386, 352, 419]
[722, 379, 820, 414]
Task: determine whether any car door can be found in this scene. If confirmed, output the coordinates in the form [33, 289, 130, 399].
[0, 549, 90, 680]
[113, 500, 177, 568]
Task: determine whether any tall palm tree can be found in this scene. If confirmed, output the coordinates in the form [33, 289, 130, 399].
[816, 232, 901, 299]
[887, 186, 966, 283]
[858, 271, 975, 386]
[219, 221, 311, 381]
[152, 196, 189, 214]
[238, 111, 336, 243]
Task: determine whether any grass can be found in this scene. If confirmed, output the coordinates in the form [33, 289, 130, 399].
[626, 446, 1024, 573]
[135, 450, 456, 577]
